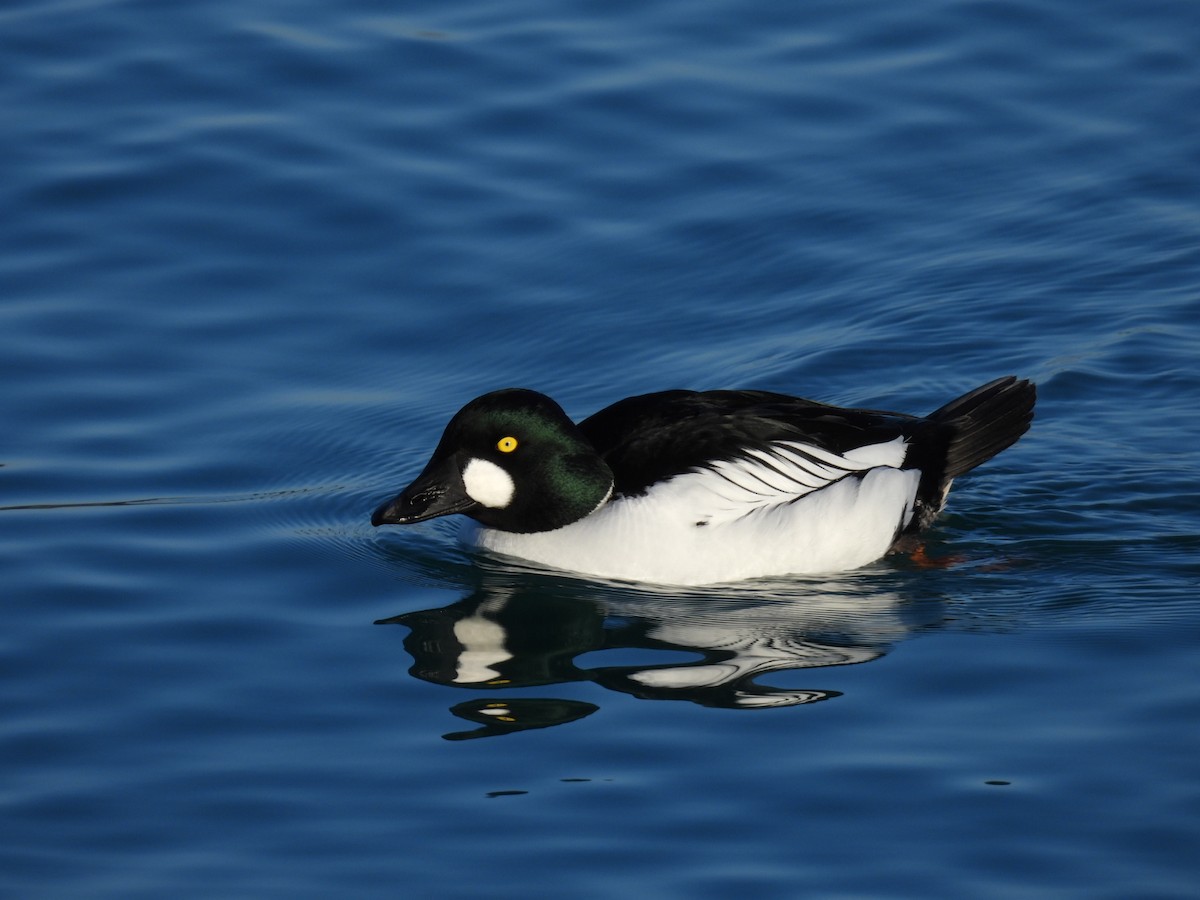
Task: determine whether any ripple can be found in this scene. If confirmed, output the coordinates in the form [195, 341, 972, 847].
[4, 0, 1200, 896]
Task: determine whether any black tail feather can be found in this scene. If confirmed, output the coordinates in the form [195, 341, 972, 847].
[927, 376, 1036, 480]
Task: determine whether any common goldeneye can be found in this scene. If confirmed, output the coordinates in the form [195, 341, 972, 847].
[371, 376, 1035, 585]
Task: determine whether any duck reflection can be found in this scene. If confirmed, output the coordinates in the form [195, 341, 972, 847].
[377, 560, 943, 738]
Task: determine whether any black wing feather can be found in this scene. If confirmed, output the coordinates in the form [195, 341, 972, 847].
[577, 379, 1034, 511]
[577, 389, 923, 498]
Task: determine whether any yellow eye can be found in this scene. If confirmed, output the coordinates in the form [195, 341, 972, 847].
[497, 436, 519, 453]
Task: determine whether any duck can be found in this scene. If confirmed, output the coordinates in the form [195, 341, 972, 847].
[371, 376, 1035, 586]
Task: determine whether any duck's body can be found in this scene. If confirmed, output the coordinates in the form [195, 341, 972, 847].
[372, 377, 1035, 586]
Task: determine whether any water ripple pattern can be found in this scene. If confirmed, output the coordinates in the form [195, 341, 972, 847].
[2, 0, 1199, 897]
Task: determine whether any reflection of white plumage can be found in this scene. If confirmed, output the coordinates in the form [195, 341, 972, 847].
[607, 585, 911, 707]
[387, 578, 927, 713]
[450, 606, 509, 684]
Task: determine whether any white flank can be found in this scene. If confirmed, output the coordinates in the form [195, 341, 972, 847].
[461, 457, 515, 509]
[471, 437, 922, 586]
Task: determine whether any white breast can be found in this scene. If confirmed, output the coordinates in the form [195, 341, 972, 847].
[470, 437, 920, 586]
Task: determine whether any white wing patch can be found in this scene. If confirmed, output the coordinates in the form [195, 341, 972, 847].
[685, 437, 909, 525]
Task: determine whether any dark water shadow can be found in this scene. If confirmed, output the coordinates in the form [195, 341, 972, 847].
[373, 547, 947, 740]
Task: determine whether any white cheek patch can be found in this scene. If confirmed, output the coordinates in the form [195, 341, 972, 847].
[461, 457, 515, 509]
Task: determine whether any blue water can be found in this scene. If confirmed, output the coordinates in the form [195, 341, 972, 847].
[3, 0, 1199, 896]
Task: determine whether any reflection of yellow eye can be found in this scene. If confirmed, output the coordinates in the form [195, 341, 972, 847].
[497, 436, 518, 453]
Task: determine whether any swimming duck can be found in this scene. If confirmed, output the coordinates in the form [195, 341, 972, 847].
[371, 376, 1035, 585]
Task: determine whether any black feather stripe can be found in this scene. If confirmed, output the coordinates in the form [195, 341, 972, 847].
[774, 444, 861, 474]
[707, 465, 773, 497]
[740, 450, 815, 491]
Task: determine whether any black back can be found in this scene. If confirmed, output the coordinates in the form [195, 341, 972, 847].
[577, 389, 933, 499]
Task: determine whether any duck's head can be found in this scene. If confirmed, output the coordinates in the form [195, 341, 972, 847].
[371, 389, 614, 534]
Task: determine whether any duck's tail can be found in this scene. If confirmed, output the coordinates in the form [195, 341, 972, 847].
[928, 376, 1036, 479]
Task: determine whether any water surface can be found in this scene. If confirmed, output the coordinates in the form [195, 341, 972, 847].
[3, 0, 1199, 896]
